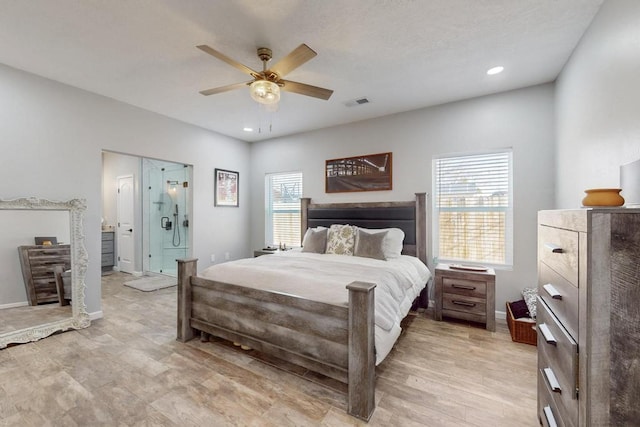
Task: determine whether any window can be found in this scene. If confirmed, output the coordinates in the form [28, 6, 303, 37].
[265, 171, 303, 247]
[433, 150, 513, 267]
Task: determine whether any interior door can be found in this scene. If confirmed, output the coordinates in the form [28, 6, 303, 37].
[117, 175, 135, 274]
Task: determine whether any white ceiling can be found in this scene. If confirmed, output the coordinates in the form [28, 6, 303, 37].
[0, 0, 603, 142]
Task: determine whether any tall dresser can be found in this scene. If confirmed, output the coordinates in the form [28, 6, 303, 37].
[537, 209, 640, 426]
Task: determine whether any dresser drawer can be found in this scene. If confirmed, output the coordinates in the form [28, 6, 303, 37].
[537, 298, 578, 423]
[442, 293, 486, 316]
[101, 253, 114, 266]
[442, 277, 487, 298]
[101, 240, 114, 252]
[538, 369, 568, 427]
[538, 263, 579, 341]
[102, 231, 114, 241]
[538, 225, 579, 286]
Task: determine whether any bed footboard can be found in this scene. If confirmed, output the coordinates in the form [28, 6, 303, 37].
[176, 258, 376, 421]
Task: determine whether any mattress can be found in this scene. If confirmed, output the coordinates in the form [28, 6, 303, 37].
[199, 251, 431, 365]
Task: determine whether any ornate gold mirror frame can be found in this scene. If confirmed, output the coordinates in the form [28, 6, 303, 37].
[0, 197, 90, 349]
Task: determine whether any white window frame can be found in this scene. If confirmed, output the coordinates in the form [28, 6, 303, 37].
[265, 171, 303, 247]
[432, 149, 513, 268]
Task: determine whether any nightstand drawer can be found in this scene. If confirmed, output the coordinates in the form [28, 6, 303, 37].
[442, 294, 486, 316]
[538, 225, 579, 286]
[442, 277, 487, 298]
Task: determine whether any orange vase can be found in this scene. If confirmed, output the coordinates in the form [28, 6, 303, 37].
[582, 188, 625, 207]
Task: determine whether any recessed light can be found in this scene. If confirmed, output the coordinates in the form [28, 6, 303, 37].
[487, 66, 504, 75]
[243, 127, 253, 132]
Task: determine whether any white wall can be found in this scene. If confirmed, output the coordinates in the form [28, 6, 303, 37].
[556, 0, 640, 207]
[0, 63, 251, 315]
[250, 84, 556, 312]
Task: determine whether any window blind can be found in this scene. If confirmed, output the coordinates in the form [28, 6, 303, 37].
[433, 151, 513, 267]
[265, 171, 303, 247]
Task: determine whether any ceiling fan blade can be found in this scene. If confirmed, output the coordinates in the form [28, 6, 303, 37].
[197, 45, 259, 77]
[270, 44, 317, 77]
[280, 80, 333, 100]
[199, 81, 250, 96]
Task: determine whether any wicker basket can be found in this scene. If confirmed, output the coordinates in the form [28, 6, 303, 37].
[506, 302, 537, 346]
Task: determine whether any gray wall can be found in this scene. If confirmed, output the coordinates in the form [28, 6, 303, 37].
[556, 0, 640, 207]
[0, 63, 251, 315]
[250, 84, 556, 314]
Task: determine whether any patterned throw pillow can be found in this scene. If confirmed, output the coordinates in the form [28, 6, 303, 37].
[522, 287, 538, 318]
[325, 224, 355, 255]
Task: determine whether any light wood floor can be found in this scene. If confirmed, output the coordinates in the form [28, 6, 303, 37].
[0, 272, 538, 426]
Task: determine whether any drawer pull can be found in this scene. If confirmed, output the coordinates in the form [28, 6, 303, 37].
[539, 323, 557, 346]
[452, 300, 476, 307]
[451, 283, 476, 291]
[543, 405, 558, 427]
[543, 367, 562, 393]
[543, 284, 562, 300]
[544, 243, 563, 253]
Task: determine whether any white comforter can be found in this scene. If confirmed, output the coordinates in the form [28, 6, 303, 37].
[199, 251, 431, 364]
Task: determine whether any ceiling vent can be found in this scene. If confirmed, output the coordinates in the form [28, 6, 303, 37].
[344, 97, 370, 107]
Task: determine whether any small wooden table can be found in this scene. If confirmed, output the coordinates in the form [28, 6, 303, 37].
[434, 263, 496, 331]
[253, 248, 292, 257]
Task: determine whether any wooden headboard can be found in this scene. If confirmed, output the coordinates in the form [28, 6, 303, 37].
[301, 193, 427, 265]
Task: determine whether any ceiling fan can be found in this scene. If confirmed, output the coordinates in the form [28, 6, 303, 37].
[197, 43, 333, 105]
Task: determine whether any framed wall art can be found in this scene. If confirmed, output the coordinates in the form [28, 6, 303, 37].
[214, 168, 239, 207]
[325, 152, 392, 193]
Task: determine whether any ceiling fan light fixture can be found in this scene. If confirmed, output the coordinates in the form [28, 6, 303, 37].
[250, 80, 280, 105]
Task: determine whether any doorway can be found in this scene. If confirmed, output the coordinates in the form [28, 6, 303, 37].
[116, 175, 135, 274]
[102, 152, 192, 278]
[142, 158, 191, 276]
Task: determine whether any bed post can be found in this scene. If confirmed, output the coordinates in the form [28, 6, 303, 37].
[346, 281, 376, 421]
[301, 197, 310, 245]
[177, 258, 198, 342]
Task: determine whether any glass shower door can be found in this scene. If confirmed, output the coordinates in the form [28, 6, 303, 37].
[145, 159, 190, 276]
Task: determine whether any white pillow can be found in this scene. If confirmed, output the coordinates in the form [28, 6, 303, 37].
[355, 227, 405, 259]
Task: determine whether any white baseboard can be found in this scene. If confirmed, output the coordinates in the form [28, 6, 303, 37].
[89, 310, 104, 321]
[132, 271, 144, 277]
[0, 301, 28, 309]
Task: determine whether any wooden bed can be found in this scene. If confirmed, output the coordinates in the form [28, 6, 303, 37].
[176, 193, 427, 421]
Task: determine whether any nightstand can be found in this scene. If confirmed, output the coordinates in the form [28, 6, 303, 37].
[254, 249, 277, 257]
[434, 263, 496, 331]
[254, 248, 295, 257]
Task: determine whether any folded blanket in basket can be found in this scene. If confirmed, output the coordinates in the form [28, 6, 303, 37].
[510, 299, 531, 319]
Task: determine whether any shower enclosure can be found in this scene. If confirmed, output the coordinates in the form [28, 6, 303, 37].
[142, 159, 191, 276]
